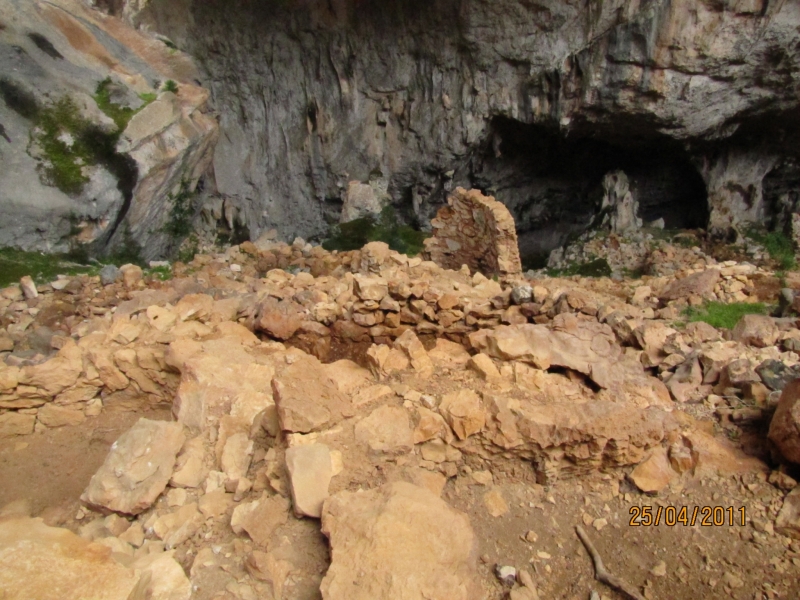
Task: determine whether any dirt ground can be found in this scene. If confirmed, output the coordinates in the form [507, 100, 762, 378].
[0, 406, 171, 524]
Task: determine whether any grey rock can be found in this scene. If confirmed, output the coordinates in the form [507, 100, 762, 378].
[511, 285, 533, 305]
[757, 359, 800, 392]
[120, 0, 800, 253]
[100, 264, 121, 286]
[779, 288, 795, 317]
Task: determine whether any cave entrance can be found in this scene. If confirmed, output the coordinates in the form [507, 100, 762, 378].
[470, 117, 709, 267]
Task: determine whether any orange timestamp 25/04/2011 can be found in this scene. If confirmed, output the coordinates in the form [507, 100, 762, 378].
[629, 505, 746, 527]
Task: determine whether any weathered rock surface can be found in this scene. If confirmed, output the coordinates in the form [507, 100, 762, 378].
[470, 316, 621, 389]
[0, 518, 141, 600]
[354, 405, 414, 453]
[0, 0, 217, 257]
[732, 314, 780, 348]
[273, 355, 352, 433]
[776, 488, 800, 540]
[320, 482, 478, 600]
[106, 0, 800, 251]
[769, 380, 800, 465]
[285, 443, 333, 518]
[82, 418, 186, 515]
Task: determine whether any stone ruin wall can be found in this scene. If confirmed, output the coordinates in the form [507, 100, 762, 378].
[423, 188, 522, 281]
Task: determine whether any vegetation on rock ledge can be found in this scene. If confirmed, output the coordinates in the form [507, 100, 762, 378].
[682, 301, 769, 330]
[323, 206, 427, 256]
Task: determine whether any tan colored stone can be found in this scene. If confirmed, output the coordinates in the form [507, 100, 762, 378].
[146, 305, 178, 332]
[769, 379, 800, 465]
[352, 384, 394, 408]
[170, 437, 208, 488]
[629, 447, 675, 493]
[467, 353, 501, 380]
[0, 366, 21, 393]
[439, 390, 485, 440]
[82, 418, 186, 515]
[175, 293, 214, 322]
[37, 404, 85, 428]
[394, 329, 434, 376]
[220, 432, 254, 485]
[731, 314, 779, 348]
[0, 518, 141, 600]
[483, 487, 509, 517]
[273, 355, 351, 433]
[22, 341, 83, 396]
[19, 276, 38, 299]
[130, 551, 192, 600]
[0, 412, 36, 438]
[659, 269, 720, 301]
[324, 359, 373, 393]
[320, 482, 477, 600]
[254, 298, 304, 340]
[471, 316, 622, 389]
[232, 494, 291, 546]
[152, 503, 203, 548]
[355, 405, 414, 453]
[423, 187, 521, 279]
[285, 443, 332, 518]
[428, 338, 471, 367]
[120, 264, 144, 289]
[366, 344, 410, 378]
[775, 488, 800, 539]
[413, 406, 451, 444]
[353, 274, 388, 302]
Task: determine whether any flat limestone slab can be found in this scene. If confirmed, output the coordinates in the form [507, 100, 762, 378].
[82, 418, 186, 515]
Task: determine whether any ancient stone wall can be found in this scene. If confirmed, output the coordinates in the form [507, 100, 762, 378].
[423, 188, 522, 280]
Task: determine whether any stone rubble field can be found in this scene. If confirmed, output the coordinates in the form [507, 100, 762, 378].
[1, 195, 800, 599]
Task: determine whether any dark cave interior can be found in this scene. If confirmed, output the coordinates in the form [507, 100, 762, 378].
[470, 117, 710, 263]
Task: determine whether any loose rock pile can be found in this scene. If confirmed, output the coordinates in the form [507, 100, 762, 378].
[1, 204, 800, 599]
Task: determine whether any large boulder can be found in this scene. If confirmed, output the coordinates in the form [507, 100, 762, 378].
[81, 418, 186, 515]
[320, 482, 478, 600]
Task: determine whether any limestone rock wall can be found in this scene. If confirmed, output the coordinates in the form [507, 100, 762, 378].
[0, 0, 217, 258]
[109, 0, 800, 246]
[423, 188, 522, 280]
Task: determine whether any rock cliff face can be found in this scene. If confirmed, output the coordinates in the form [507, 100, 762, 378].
[115, 0, 800, 253]
[0, 0, 217, 258]
[5, 0, 800, 257]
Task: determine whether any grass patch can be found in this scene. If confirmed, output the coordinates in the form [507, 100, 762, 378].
[161, 180, 196, 239]
[322, 206, 427, 256]
[146, 265, 173, 281]
[94, 78, 157, 132]
[546, 257, 612, 278]
[34, 97, 97, 194]
[163, 80, 179, 94]
[682, 301, 769, 330]
[745, 227, 796, 270]
[0, 247, 95, 287]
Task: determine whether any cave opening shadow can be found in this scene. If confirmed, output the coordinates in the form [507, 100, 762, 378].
[472, 117, 709, 262]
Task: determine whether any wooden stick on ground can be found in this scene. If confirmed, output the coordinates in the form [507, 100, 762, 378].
[575, 525, 648, 600]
